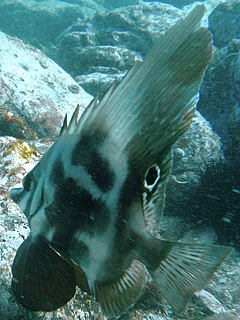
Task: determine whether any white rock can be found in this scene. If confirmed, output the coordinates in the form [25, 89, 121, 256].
[0, 31, 93, 138]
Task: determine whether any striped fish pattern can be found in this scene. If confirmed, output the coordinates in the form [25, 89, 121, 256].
[10, 6, 232, 318]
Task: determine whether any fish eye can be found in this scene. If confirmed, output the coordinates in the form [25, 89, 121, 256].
[144, 164, 161, 191]
[22, 175, 32, 192]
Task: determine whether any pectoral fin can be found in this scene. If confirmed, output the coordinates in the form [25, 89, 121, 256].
[11, 235, 76, 311]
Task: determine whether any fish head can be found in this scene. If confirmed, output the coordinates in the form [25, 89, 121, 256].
[10, 144, 61, 240]
[9, 128, 130, 256]
[10, 162, 44, 225]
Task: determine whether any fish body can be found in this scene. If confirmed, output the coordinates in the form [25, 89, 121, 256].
[10, 5, 232, 318]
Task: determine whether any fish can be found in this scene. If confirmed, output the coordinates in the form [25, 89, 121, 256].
[10, 5, 233, 318]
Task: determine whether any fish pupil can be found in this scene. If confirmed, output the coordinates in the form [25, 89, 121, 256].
[145, 165, 160, 189]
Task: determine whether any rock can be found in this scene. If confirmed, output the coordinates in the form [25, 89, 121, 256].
[60, 0, 105, 10]
[95, 0, 138, 9]
[61, 45, 140, 76]
[75, 70, 126, 97]
[0, 0, 104, 49]
[195, 290, 226, 314]
[178, 159, 240, 249]
[0, 31, 92, 139]
[198, 40, 240, 162]
[143, 0, 205, 9]
[55, 1, 224, 97]
[56, 2, 182, 95]
[209, 1, 240, 48]
[96, 0, 206, 10]
[205, 312, 240, 319]
[162, 111, 223, 239]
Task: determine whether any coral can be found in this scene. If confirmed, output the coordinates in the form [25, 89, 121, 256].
[0, 110, 37, 140]
[3, 140, 38, 163]
[0, 111, 24, 126]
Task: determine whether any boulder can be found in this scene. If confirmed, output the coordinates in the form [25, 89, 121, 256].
[95, 0, 205, 10]
[163, 111, 224, 239]
[143, 0, 205, 9]
[0, 31, 92, 139]
[75, 70, 126, 98]
[95, 0, 138, 9]
[0, 0, 104, 49]
[209, 0, 240, 48]
[199, 43, 240, 162]
[56, 2, 182, 95]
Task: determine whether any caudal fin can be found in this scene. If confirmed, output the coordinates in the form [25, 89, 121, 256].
[146, 240, 233, 313]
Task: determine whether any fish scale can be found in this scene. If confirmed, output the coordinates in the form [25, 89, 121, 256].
[9, 5, 233, 318]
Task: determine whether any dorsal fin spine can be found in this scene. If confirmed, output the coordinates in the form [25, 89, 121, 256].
[67, 104, 80, 134]
[60, 114, 68, 135]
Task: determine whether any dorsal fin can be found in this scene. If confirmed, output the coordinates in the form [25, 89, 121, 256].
[71, 5, 211, 172]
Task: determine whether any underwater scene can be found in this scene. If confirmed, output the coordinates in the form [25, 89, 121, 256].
[0, 0, 239, 319]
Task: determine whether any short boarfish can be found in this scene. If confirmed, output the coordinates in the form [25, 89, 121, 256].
[10, 5, 232, 318]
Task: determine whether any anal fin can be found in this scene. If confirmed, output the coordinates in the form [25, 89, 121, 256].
[95, 260, 148, 317]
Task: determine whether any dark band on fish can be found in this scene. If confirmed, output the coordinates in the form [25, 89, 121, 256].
[46, 175, 110, 235]
[72, 133, 115, 192]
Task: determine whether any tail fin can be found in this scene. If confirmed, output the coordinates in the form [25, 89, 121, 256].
[74, 5, 212, 171]
[141, 239, 233, 313]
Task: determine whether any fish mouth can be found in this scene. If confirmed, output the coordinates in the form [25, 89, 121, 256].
[9, 187, 24, 204]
